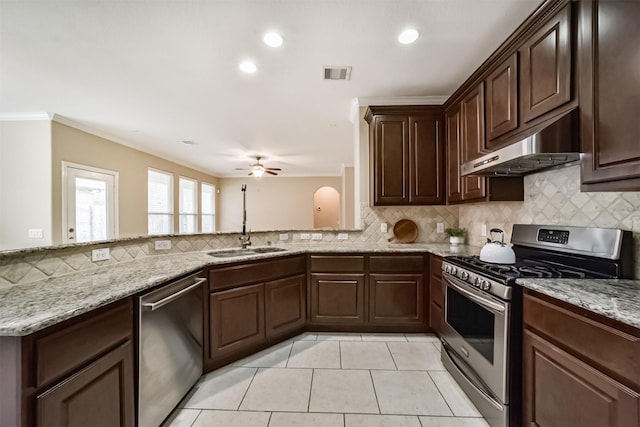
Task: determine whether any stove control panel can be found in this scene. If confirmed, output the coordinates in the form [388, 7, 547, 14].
[537, 228, 570, 245]
[442, 261, 511, 301]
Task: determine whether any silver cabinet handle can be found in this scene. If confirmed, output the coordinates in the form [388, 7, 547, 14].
[142, 277, 206, 312]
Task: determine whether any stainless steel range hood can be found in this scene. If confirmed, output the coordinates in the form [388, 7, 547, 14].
[461, 109, 579, 176]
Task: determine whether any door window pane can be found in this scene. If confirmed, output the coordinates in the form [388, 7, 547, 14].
[148, 169, 173, 235]
[201, 183, 215, 233]
[75, 177, 107, 243]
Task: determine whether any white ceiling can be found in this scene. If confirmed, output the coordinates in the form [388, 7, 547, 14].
[0, 0, 541, 177]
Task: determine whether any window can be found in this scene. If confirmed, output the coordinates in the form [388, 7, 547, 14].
[148, 169, 173, 235]
[179, 177, 197, 234]
[201, 183, 216, 233]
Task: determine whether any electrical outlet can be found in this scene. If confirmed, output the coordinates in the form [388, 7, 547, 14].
[481, 224, 488, 236]
[437, 223, 444, 233]
[337, 233, 349, 240]
[279, 233, 289, 241]
[300, 233, 310, 240]
[311, 233, 323, 240]
[92, 248, 110, 262]
[28, 228, 43, 238]
[154, 240, 172, 250]
[380, 223, 388, 233]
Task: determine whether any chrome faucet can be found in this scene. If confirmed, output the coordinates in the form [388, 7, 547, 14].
[239, 184, 252, 249]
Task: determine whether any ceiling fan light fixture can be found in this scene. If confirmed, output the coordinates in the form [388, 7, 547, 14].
[398, 28, 419, 44]
[239, 61, 257, 73]
[251, 167, 265, 177]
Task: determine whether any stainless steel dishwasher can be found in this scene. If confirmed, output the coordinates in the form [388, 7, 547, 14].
[138, 271, 206, 427]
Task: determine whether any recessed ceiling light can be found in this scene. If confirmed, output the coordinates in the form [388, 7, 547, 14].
[398, 29, 419, 44]
[239, 61, 257, 73]
[263, 32, 283, 48]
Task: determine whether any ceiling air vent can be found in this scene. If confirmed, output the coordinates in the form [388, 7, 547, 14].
[323, 66, 352, 80]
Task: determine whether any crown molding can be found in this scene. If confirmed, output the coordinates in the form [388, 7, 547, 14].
[0, 112, 52, 121]
[356, 95, 449, 107]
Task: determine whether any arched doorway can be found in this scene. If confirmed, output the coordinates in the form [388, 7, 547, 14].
[313, 186, 340, 229]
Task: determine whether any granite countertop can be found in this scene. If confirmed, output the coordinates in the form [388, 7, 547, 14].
[0, 243, 479, 336]
[517, 278, 640, 330]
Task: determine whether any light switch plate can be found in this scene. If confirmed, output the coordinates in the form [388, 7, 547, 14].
[481, 224, 487, 236]
[380, 223, 388, 233]
[311, 233, 323, 240]
[28, 228, 43, 238]
[279, 233, 289, 241]
[155, 240, 172, 250]
[300, 233, 311, 240]
[337, 233, 349, 240]
[437, 223, 444, 233]
[92, 248, 110, 262]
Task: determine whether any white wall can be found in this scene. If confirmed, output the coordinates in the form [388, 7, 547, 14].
[0, 120, 52, 250]
[217, 176, 342, 232]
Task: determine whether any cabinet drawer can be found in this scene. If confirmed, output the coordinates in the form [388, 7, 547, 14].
[309, 255, 365, 272]
[209, 255, 305, 291]
[32, 299, 132, 388]
[524, 292, 640, 388]
[369, 255, 424, 273]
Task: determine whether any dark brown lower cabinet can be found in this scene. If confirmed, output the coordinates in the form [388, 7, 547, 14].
[428, 255, 444, 335]
[310, 273, 365, 324]
[524, 330, 639, 427]
[36, 341, 134, 427]
[265, 274, 306, 338]
[523, 290, 640, 426]
[369, 274, 423, 324]
[209, 283, 265, 359]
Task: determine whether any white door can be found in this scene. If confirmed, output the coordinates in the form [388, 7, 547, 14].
[63, 162, 118, 243]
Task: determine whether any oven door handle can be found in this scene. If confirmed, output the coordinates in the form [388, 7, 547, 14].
[445, 275, 505, 314]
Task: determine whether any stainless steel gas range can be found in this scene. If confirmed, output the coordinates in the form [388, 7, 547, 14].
[440, 224, 633, 427]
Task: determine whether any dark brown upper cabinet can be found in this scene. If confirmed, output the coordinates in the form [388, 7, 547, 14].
[520, 3, 572, 123]
[486, 53, 519, 145]
[365, 106, 445, 206]
[579, 0, 640, 191]
[445, 104, 463, 204]
[461, 83, 487, 200]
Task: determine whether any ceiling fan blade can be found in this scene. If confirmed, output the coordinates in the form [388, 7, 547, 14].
[235, 167, 248, 170]
[265, 167, 282, 171]
[248, 171, 254, 176]
[265, 170, 278, 175]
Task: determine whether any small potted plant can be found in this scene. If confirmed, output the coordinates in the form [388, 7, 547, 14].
[445, 227, 466, 245]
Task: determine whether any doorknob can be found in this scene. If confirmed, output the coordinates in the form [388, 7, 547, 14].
[69, 228, 74, 232]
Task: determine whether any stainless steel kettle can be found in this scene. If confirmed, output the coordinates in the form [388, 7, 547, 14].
[479, 228, 516, 264]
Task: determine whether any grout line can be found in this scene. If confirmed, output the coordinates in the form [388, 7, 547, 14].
[385, 342, 399, 370]
[236, 367, 259, 411]
[266, 411, 273, 426]
[368, 369, 382, 415]
[339, 341, 343, 369]
[307, 368, 315, 412]
[188, 409, 202, 427]
[284, 341, 295, 368]
[427, 371, 455, 417]
[343, 412, 346, 427]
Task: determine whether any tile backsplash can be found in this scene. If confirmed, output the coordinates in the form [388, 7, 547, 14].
[2, 163, 638, 286]
[459, 164, 640, 279]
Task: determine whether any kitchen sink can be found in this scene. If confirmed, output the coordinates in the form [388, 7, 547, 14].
[208, 247, 287, 258]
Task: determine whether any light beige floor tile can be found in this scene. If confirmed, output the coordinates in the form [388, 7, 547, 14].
[268, 412, 344, 427]
[419, 416, 490, 427]
[232, 341, 293, 368]
[371, 370, 452, 416]
[429, 371, 482, 417]
[309, 369, 379, 414]
[387, 342, 445, 370]
[240, 368, 312, 412]
[405, 333, 440, 343]
[345, 414, 421, 427]
[191, 410, 270, 427]
[360, 333, 407, 342]
[316, 333, 363, 341]
[181, 367, 256, 410]
[161, 408, 201, 427]
[287, 340, 341, 368]
[294, 332, 318, 341]
[340, 342, 396, 370]
[432, 341, 441, 353]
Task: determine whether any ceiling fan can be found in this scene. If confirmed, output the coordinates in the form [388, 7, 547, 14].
[236, 156, 282, 177]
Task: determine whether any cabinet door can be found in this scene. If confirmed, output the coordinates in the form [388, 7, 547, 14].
[36, 341, 134, 427]
[445, 105, 463, 203]
[371, 115, 409, 205]
[369, 274, 424, 324]
[524, 330, 640, 427]
[265, 274, 306, 338]
[579, 0, 640, 190]
[428, 256, 444, 334]
[485, 53, 519, 144]
[461, 83, 486, 200]
[409, 113, 445, 204]
[209, 283, 265, 359]
[310, 273, 365, 324]
[520, 3, 571, 123]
